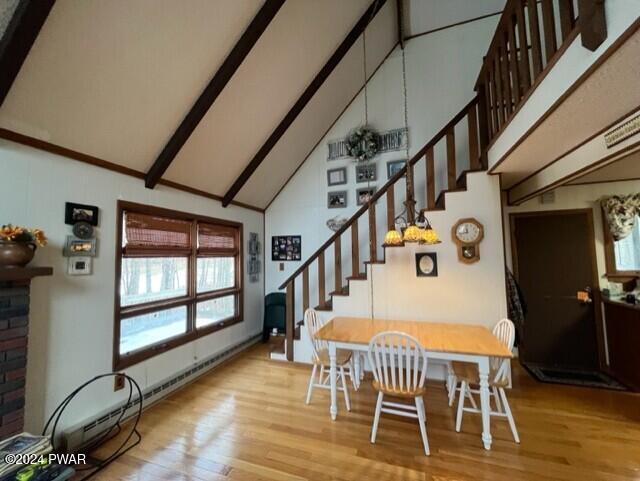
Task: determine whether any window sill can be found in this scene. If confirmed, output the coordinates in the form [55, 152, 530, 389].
[114, 316, 243, 371]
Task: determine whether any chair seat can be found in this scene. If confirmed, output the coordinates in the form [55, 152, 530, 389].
[451, 361, 508, 388]
[372, 380, 425, 398]
[315, 348, 352, 366]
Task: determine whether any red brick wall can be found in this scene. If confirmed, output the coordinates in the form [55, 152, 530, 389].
[0, 281, 29, 439]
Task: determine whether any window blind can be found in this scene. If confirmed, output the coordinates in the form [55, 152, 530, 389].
[124, 212, 192, 255]
[198, 222, 238, 255]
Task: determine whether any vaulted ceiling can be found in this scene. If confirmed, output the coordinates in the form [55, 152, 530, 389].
[0, 0, 398, 210]
[0, 0, 506, 210]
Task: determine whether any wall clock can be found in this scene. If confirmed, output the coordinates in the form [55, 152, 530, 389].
[416, 253, 438, 277]
[452, 218, 484, 264]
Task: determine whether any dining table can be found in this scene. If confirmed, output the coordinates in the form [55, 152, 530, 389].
[314, 316, 513, 450]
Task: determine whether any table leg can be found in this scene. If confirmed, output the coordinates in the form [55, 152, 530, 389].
[478, 356, 492, 450]
[329, 341, 338, 420]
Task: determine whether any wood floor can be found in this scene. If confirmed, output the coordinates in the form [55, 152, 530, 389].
[85, 343, 640, 481]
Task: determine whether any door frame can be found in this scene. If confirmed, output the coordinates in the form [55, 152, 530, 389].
[509, 208, 606, 370]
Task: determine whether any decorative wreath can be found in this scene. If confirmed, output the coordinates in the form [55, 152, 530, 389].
[346, 127, 379, 162]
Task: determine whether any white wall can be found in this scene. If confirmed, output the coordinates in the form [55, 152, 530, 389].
[265, 15, 500, 309]
[405, 0, 505, 36]
[504, 179, 640, 289]
[294, 172, 509, 373]
[0, 140, 264, 433]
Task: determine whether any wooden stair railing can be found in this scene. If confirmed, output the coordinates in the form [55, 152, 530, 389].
[280, 97, 483, 360]
[476, 0, 585, 145]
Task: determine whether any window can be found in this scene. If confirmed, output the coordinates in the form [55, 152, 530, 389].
[114, 201, 242, 370]
[603, 212, 640, 276]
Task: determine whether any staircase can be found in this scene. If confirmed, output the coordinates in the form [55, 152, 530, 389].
[277, 0, 589, 361]
[279, 97, 489, 360]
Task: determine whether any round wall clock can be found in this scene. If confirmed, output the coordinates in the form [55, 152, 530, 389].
[451, 218, 484, 264]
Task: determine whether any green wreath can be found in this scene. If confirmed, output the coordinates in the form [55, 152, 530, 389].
[346, 127, 379, 162]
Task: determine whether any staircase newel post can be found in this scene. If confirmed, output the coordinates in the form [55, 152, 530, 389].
[285, 280, 295, 361]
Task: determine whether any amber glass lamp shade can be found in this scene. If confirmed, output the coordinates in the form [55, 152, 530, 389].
[384, 229, 403, 246]
[403, 224, 424, 243]
[420, 226, 441, 245]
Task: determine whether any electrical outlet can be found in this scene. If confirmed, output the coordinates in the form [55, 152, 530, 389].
[114, 373, 125, 391]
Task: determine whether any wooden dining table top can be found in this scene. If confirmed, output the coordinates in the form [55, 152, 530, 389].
[316, 316, 513, 358]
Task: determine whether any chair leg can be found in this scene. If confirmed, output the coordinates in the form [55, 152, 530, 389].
[415, 397, 430, 456]
[305, 364, 318, 404]
[371, 392, 384, 443]
[499, 387, 520, 443]
[448, 375, 457, 407]
[319, 365, 325, 385]
[352, 355, 360, 391]
[455, 381, 467, 432]
[466, 387, 478, 410]
[340, 365, 351, 411]
[492, 386, 502, 413]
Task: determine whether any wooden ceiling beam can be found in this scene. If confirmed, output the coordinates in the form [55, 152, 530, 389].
[221, 0, 387, 207]
[145, 0, 286, 189]
[0, 0, 55, 108]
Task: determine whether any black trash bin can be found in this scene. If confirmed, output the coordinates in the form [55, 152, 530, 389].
[263, 292, 286, 342]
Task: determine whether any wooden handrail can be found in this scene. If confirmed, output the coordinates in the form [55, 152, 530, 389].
[278, 97, 478, 290]
[475, 0, 581, 143]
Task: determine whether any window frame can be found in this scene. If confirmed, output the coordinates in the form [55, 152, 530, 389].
[114, 200, 243, 370]
[602, 206, 640, 279]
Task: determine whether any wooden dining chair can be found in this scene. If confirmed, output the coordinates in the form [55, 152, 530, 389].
[367, 331, 430, 455]
[452, 318, 520, 443]
[304, 309, 352, 410]
[447, 318, 514, 406]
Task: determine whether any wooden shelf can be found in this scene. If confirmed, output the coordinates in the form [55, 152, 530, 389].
[0, 266, 53, 282]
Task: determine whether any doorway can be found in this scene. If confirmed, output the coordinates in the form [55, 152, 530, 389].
[510, 209, 600, 371]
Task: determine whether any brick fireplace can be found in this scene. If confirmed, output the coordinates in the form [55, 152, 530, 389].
[0, 267, 52, 440]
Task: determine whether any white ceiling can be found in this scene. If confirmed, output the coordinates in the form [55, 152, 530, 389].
[569, 149, 640, 185]
[163, 0, 376, 205]
[496, 28, 640, 188]
[0, 0, 508, 209]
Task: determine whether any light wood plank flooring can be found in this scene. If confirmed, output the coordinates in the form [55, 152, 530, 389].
[85, 344, 640, 481]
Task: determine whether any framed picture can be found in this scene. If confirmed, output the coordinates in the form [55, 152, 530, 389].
[271, 235, 302, 261]
[63, 236, 97, 257]
[327, 167, 347, 186]
[356, 186, 376, 206]
[416, 253, 438, 277]
[328, 191, 347, 209]
[386, 159, 407, 179]
[65, 202, 99, 226]
[355, 163, 377, 183]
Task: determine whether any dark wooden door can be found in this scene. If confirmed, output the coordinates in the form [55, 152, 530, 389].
[511, 209, 599, 370]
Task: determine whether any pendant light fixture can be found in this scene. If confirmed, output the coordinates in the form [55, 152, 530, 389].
[384, 8, 440, 247]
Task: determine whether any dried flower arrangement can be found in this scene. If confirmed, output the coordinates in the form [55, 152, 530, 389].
[0, 224, 48, 246]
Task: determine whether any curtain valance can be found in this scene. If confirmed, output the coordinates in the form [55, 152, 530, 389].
[601, 194, 640, 241]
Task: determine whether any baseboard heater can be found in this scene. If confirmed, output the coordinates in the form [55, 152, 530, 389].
[61, 333, 261, 452]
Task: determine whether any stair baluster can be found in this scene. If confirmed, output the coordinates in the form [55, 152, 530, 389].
[302, 266, 309, 313]
[351, 220, 359, 277]
[446, 130, 457, 190]
[425, 147, 436, 210]
[318, 251, 326, 308]
[368, 201, 377, 263]
[334, 237, 342, 293]
[386, 185, 395, 230]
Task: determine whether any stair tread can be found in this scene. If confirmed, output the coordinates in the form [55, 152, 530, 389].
[329, 287, 349, 296]
[347, 273, 367, 280]
[315, 301, 333, 311]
